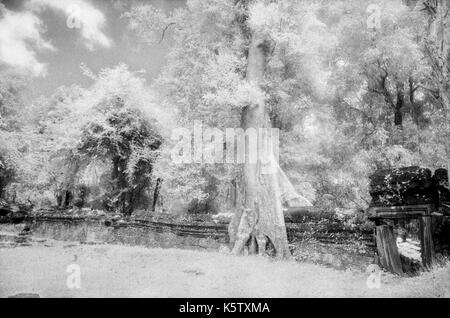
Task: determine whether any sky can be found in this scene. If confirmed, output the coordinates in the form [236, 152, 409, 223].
[0, 0, 185, 102]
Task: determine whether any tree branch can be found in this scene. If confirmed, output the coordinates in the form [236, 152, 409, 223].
[139, 22, 176, 45]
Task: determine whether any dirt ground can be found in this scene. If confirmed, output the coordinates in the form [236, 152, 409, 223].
[1, 240, 449, 298]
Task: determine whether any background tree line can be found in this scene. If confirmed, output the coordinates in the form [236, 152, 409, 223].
[0, 0, 449, 224]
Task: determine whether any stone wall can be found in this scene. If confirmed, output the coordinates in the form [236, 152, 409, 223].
[0, 209, 377, 270]
[22, 215, 229, 251]
[3, 212, 374, 252]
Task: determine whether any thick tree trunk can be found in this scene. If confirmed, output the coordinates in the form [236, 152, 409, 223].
[394, 106, 403, 127]
[152, 178, 162, 212]
[409, 77, 424, 126]
[425, 0, 450, 188]
[112, 156, 130, 215]
[437, 0, 450, 110]
[394, 82, 404, 127]
[425, 0, 450, 110]
[55, 152, 80, 209]
[227, 0, 313, 259]
[228, 32, 311, 259]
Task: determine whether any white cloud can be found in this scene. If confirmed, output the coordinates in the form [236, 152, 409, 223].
[0, 9, 55, 76]
[28, 0, 112, 50]
[0, 0, 111, 77]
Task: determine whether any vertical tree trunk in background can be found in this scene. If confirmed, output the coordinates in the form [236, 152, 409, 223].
[112, 156, 130, 215]
[425, 0, 450, 110]
[394, 83, 405, 127]
[152, 178, 162, 212]
[409, 77, 423, 126]
[56, 152, 80, 208]
[437, 0, 450, 110]
[424, 0, 450, 187]
[64, 190, 72, 208]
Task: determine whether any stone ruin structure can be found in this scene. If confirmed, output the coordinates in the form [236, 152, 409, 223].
[368, 166, 450, 275]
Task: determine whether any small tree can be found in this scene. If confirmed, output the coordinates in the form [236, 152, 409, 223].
[78, 96, 162, 215]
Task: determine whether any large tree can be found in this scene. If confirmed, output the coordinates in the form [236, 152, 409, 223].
[229, 1, 291, 258]
[422, 0, 450, 111]
[125, 0, 336, 258]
